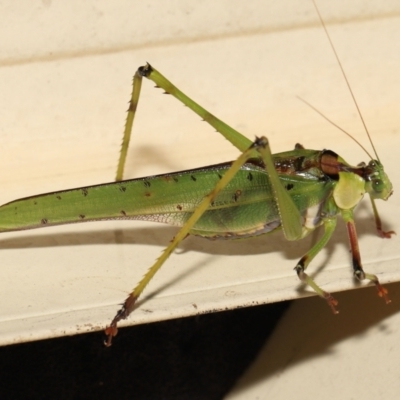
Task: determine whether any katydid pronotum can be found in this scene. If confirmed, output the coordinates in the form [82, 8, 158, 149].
[0, 6, 394, 347]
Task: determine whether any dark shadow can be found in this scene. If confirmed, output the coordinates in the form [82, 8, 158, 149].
[0, 302, 291, 400]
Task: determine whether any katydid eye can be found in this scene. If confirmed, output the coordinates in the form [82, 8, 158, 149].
[372, 179, 384, 193]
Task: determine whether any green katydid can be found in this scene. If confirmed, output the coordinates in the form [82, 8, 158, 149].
[0, 6, 394, 347]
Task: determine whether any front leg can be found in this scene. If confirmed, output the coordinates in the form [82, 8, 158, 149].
[369, 197, 395, 238]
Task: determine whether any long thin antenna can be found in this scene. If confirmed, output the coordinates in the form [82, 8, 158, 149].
[312, 0, 379, 160]
[297, 96, 373, 159]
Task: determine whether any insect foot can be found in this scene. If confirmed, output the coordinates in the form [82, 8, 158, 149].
[377, 228, 396, 239]
[355, 270, 391, 305]
[323, 292, 339, 315]
[295, 264, 339, 314]
[104, 295, 137, 347]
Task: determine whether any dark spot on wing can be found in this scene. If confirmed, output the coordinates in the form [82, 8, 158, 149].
[233, 189, 242, 202]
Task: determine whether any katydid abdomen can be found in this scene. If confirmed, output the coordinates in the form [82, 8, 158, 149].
[0, 156, 333, 238]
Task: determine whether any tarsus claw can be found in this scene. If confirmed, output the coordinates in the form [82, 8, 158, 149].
[324, 293, 339, 314]
[104, 324, 118, 347]
[377, 229, 396, 239]
[376, 283, 391, 304]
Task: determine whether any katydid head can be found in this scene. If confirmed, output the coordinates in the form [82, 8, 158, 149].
[363, 159, 393, 201]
